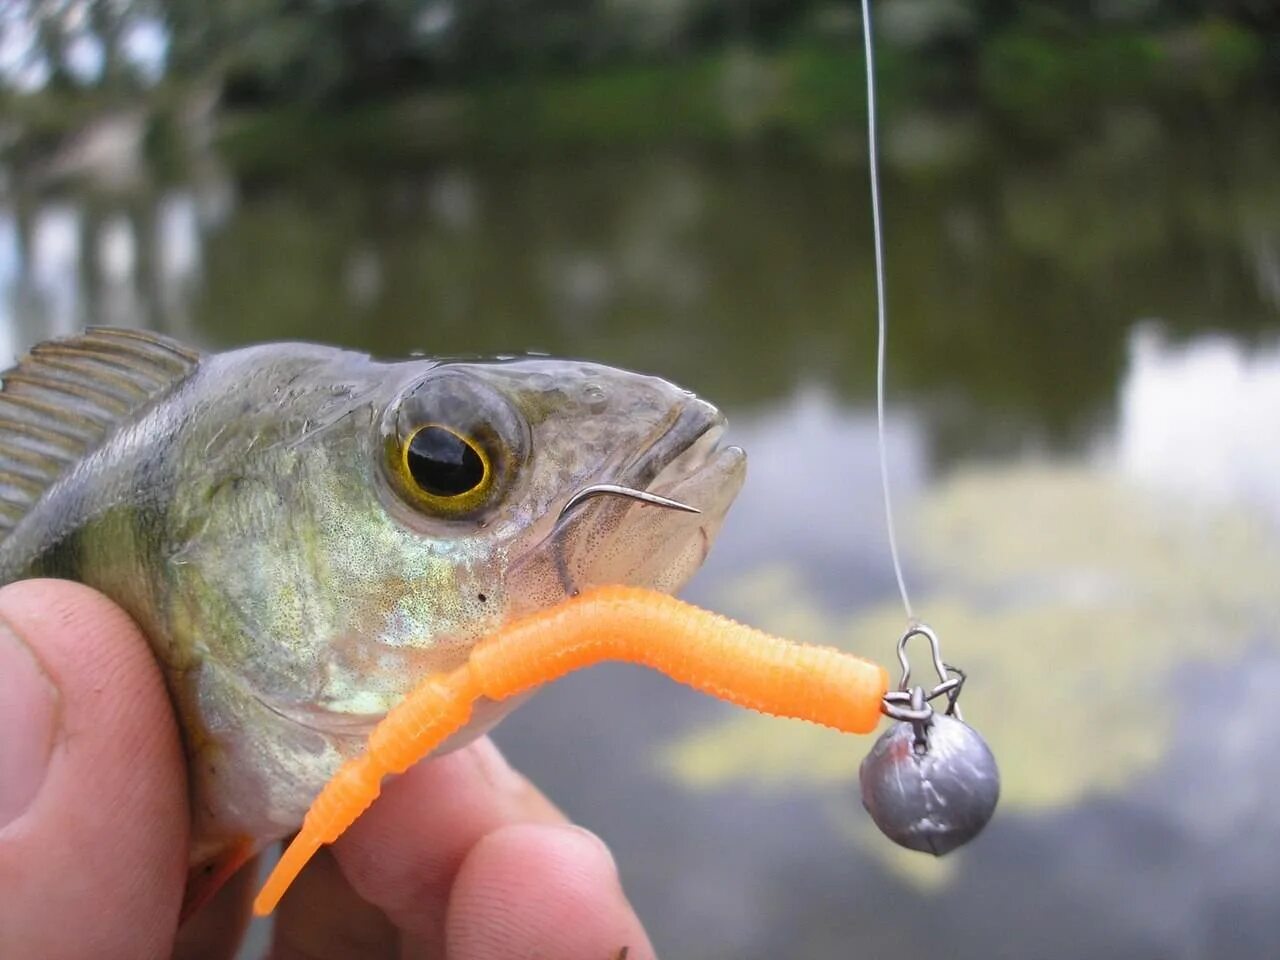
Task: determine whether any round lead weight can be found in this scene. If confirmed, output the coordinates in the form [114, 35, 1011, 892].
[859, 713, 1000, 856]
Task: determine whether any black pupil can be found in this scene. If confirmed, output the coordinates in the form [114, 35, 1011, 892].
[406, 426, 485, 498]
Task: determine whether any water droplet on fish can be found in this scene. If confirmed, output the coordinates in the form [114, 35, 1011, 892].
[583, 382, 608, 412]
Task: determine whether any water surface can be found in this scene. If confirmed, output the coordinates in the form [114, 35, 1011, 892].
[2, 106, 1278, 958]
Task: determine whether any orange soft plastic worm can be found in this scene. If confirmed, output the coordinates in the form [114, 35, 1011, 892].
[253, 585, 888, 915]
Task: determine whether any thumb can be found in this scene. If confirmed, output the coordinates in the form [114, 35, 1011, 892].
[0, 579, 188, 959]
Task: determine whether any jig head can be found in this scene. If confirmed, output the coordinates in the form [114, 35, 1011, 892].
[859, 623, 1000, 855]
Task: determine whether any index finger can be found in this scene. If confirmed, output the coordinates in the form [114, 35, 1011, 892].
[274, 736, 562, 949]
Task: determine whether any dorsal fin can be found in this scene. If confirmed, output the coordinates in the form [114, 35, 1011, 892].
[0, 327, 201, 539]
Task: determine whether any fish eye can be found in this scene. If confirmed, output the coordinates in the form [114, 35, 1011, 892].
[380, 370, 527, 521]
[404, 425, 489, 500]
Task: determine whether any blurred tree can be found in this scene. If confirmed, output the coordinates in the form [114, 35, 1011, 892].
[31, 0, 78, 91]
[2, 0, 1276, 103]
[87, 0, 147, 91]
[2, 0, 154, 93]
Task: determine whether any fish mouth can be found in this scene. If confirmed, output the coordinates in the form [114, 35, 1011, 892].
[577, 395, 745, 534]
[614, 398, 729, 491]
[508, 398, 746, 612]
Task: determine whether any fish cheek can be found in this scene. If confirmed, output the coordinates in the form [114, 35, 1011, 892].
[170, 463, 337, 695]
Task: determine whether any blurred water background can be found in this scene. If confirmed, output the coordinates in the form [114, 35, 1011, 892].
[3, 2, 1280, 957]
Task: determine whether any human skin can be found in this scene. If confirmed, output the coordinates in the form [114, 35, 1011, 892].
[0, 578, 655, 960]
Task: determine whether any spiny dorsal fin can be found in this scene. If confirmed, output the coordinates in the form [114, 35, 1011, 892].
[0, 327, 201, 538]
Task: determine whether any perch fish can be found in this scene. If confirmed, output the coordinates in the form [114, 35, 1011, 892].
[0, 327, 746, 910]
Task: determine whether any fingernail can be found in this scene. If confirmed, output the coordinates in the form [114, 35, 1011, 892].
[467, 738, 570, 824]
[562, 824, 618, 875]
[466, 737, 521, 794]
[0, 620, 58, 828]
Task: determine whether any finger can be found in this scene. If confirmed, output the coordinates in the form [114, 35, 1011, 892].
[446, 823, 656, 960]
[269, 847, 398, 960]
[327, 736, 566, 946]
[174, 856, 258, 960]
[0, 579, 188, 959]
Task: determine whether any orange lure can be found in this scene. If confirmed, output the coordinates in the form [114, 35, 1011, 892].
[253, 584, 889, 915]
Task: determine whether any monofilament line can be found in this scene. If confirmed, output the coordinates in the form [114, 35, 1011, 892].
[861, 0, 914, 621]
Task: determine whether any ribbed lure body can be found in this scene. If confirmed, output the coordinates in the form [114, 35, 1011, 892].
[470, 587, 886, 731]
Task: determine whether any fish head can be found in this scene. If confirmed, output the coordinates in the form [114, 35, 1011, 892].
[373, 356, 746, 629]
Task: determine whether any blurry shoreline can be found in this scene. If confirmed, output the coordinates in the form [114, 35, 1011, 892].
[2, 17, 1275, 191]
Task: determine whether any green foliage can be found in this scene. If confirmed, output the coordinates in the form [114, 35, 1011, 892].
[979, 29, 1163, 129]
[1197, 17, 1265, 96]
[468, 59, 728, 148]
[777, 44, 870, 130]
[1, 0, 1276, 170]
[6, 0, 1278, 104]
[975, 13, 1270, 142]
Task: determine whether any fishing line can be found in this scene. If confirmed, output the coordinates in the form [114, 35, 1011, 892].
[860, 0, 913, 621]
[853, 1, 999, 857]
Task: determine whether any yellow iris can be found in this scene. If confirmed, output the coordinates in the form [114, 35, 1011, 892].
[394, 423, 493, 517]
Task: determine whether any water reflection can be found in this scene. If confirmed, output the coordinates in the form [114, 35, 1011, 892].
[4, 109, 1277, 422]
[657, 327, 1280, 955]
[0, 179, 229, 351]
[1119, 325, 1280, 522]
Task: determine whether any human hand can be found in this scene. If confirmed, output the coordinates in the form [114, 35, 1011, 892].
[0, 579, 655, 959]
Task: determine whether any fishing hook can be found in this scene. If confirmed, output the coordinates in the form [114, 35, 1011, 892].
[557, 483, 701, 523]
[551, 483, 701, 596]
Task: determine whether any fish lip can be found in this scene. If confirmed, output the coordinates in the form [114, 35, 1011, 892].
[504, 396, 743, 616]
[612, 397, 727, 494]
[544, 396, 736, 544]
